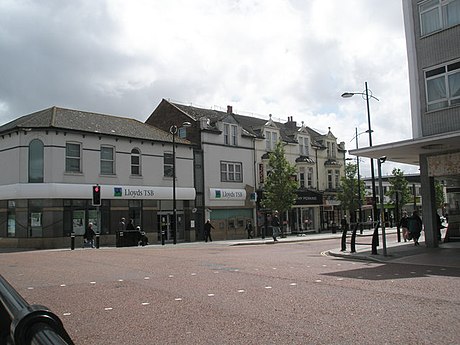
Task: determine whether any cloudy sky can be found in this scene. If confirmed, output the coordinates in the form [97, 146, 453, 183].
[0, 0, 417, 176]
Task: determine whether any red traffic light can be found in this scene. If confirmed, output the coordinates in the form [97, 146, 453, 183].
[92, 185, 101, 206]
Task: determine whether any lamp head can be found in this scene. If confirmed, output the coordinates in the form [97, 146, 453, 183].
[341, 92, 355, 98]
[379, 156, 387, 164]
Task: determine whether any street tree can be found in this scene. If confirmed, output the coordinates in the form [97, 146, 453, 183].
[386, 168, 412, 222]
[434, 179, 445, 209]
[262, 141, 298, 234]
[338, 163, 365, 223]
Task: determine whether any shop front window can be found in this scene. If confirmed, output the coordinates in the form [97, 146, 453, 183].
[29, 199, 43, 237]
[7, 201, 16, 237]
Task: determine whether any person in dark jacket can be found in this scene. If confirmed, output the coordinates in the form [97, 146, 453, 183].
[83, 223, 96, 248]
[136, 226, 149, 246]
[400, 211, 409, 242]
[126, 219, 135, 230]
[407, 210, 423, 246]
[204, 220, 214, 242]
[246, 221, 253, 239]
[271, 212, 280, 242]
[436, 213, 444, 242]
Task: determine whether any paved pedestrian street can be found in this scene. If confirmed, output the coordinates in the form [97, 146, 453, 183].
[1, 238, 459, 345]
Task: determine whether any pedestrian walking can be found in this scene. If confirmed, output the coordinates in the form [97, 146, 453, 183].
[400, 211, 409, 242]
[83, 223, 96, 248]
[436, 213, 444, 242]
[271, 212, 280, 242]
[341, 216, 348, 232]
[246, 221, 253, 239]
[204, 219, 214, 242]
[407, 210, 423, 246]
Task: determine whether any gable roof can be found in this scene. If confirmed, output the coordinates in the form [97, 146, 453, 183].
[168, 100, 329, 145]
[0, 106, 189, 144]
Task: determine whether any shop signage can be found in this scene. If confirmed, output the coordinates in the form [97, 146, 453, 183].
[210, 188, 246, 200]
[0, 183, 195, 201]
[295, 190, 323, 205]
[114, 187, 155, 198]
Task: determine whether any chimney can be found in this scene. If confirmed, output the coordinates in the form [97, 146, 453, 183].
[227, 105, 233, 114]
[285, 116, 297, 129]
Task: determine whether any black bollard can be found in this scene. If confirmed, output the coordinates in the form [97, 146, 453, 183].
[70, 233, 75, 250]
[340, 227, 347, 251]
[371, 222, 379, 255]
[350, 224, 358, 253]
[95, 233, 100, 249]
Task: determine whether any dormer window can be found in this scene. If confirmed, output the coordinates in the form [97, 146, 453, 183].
[224, 123, 238, 146]
[299, 136, 309, 156]
[265, 130, 278, 151]
[327, 142, 336, 158]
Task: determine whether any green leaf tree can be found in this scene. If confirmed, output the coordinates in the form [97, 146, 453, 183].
[434, 179, 445, 209]
[385, 168, 412, 208]
[338, 163, 365, 223]
[262, 141, 298, 233]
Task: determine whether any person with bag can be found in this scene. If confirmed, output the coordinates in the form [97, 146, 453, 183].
[407, 210, 423, 246]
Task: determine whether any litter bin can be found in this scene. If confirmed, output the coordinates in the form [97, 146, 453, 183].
[116, 231, 139, 247]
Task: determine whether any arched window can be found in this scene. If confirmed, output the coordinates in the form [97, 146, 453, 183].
[29, 139, 44, 183]
[131, 148, 141, 175]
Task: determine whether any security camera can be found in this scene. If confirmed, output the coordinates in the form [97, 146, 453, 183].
[379, 156, 387, 163]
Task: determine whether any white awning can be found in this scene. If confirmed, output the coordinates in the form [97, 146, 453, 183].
[0, 183, 196, 200]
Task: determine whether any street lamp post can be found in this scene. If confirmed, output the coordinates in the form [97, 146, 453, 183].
[350, 127, 370, 233]
[342, 82, 379, 223]
[170, 122, 191, 245]
[377, 156, 387, 256]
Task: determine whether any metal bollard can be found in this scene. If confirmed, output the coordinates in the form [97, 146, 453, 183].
[350, 224, 358, 253]
[161, 230, 165, 246]
[95, 233, 100, 249]
[371, 222, 380, 255]
[341, 227, 347, 252]
[70, 233, 75, 250]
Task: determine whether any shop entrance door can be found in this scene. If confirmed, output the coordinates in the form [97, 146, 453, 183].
[157, 213, 173, 242]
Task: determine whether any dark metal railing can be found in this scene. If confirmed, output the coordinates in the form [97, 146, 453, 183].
[0, 275, 74, 345]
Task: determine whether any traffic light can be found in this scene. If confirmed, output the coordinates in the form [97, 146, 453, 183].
[92, 185, 101, 206]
